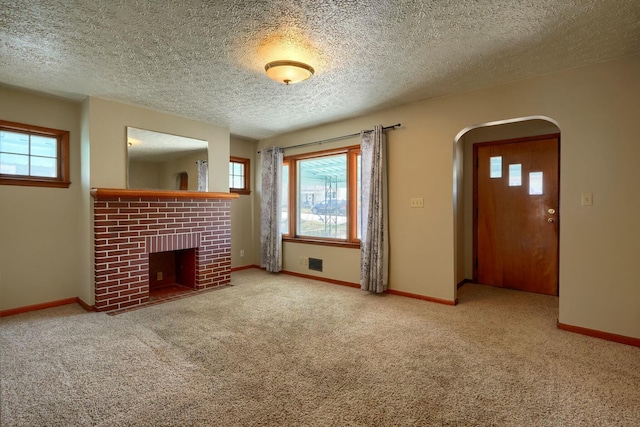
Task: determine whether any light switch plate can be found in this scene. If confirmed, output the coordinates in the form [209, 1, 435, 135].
[581, 193, 593, 206]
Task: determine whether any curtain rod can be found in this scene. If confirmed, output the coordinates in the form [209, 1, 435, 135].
[258, 123, 401, 154]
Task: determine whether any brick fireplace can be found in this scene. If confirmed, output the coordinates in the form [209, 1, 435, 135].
[91, 188, 238, 312]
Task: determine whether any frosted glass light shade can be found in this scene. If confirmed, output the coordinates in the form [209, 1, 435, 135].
[265, 60, 314, 85]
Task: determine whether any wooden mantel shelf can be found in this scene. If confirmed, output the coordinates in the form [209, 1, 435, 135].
[91, 188, 239, 200]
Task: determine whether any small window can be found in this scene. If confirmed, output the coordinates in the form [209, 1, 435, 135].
[0, 120, 70, 188]
[490, 156, 502, 178]
[529, 172, 543, 195]
[509, 164, 522, 186]
[229, 156, 250, 194]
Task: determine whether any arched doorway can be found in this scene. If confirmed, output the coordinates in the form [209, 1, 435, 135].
[453, 117, 561, 299]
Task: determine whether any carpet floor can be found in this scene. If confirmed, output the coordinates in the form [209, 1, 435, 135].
[1, 269, 639, 426]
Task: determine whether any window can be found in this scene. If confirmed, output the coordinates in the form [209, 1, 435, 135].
[0, 120, 70, 188]
[229, 156, 250, 194]
[489, 156, 502, 178]
[283, 146, 360, 247]
[529, 172, 543, 195]
[508, 164, 522, 186]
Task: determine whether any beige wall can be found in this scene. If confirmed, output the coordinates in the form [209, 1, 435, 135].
[230, 136, 257, 268]
[128, 161, 162, 189]
[0, 87, 84, 310]
[259, 54, 640, 339]
[160, 150, 208, 191]
[282, 242, 361, 284]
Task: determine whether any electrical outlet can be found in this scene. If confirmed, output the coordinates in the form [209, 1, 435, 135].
[240, 249, 245, 257]
[299, 257, 308, 266]
[410, 197, 424, 208]
[157, 272, 163, 280]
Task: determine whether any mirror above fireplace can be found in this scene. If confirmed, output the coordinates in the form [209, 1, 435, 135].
[126, 127, 208, 191]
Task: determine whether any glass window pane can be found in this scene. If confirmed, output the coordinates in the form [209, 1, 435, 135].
[490, 156, 502, 178]
[229, 161, 245, 189]
[297, 154, 347, 239]
[30, 135, 57, 158]
[529, 172, 543, 195]
[30, 156, 57, 178]
[0, 153, 29, 175]
[0, 131, 29, 155]
[281, 164, 289, 234]
[509, 164, 522, 186]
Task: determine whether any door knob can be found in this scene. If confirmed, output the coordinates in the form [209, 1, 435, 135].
[547, 218, 555, 223]
[548, 208, 556, 214]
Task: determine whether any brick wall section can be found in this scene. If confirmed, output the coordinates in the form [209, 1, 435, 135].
[93, 197, 231, 311]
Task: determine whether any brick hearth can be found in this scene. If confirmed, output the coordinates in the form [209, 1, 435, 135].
[91, 188, 238, 312]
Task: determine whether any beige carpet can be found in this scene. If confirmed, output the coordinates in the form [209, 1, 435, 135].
[1, 269, 639, 426]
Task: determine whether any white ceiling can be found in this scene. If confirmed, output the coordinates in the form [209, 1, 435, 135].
[1, 1, 639, 140]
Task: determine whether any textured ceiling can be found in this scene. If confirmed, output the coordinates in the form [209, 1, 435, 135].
[1, 1, 639, 140]
[127, 127, 207, 162]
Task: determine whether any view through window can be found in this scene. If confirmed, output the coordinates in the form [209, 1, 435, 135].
[229, 157, 250, 194]
[0, 120, 70, 188]
[283, 146, 360, 245]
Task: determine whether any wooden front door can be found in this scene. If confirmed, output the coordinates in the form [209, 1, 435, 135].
[473, 134, 560, 295]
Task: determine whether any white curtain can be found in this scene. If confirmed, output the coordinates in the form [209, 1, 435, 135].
[196, 160, 208, 191]
[360, 125, 389, 293]
[260, 147, 283, 272]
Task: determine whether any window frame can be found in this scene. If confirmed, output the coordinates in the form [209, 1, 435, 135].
[229, 156, 251, 195]
[283, 145, 361, 248]
[0, 120, 71, 188]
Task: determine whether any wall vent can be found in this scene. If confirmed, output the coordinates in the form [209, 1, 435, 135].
[308, 258, 323, 272]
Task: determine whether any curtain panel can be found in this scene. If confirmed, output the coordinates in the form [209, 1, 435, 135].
[360, 125, 389, 293]
[260, 147, 283, 272]
[196, 160, 208, 192]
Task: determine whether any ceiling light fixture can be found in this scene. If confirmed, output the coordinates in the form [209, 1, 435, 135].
[265, 60, 314, 85]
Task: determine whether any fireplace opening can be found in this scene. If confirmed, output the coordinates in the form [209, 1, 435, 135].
[149, 249, 196, 298]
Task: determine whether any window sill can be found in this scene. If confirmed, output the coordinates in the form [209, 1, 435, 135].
[282, 236, 360, 249]
[0, 177, 71, 188]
